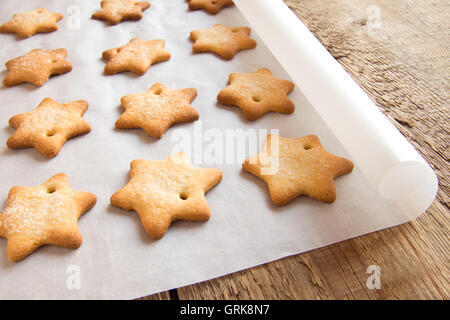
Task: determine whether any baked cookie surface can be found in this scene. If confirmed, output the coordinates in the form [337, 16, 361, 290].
[110, 153, 223, 239]
[243, 135, 354, 205]
[3, 48, 72, 87]
[92, 0, 150, 25]
[218, 68, 295, 120]
[102, 38, 171, 75]
[7, 98, 91, 158]
[0, 8, 63, 38]
[0, 173, 97, 262]
[190, 24, 257, 60]
[116, 83, 199, 138]
[187, 0, 234, 14]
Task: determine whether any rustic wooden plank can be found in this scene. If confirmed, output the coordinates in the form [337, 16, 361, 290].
[174, 0, 449, 300]
[137, 290, 171, 300]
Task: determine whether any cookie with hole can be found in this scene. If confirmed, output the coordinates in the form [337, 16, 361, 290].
[217, 68, 295, 120]
[102, 38, 171, 75]
[0, 8, 63, 39]
[190, 24, 257, 60]
[6, 98, 91, 158]
[0, 173, 97, 262]
[243, 134, 354, 205]
[3, 48, 72, 87]
[92, 0, 150, 25]
[187, 0, 234, 15]
[115, 83, 199, 138]
[110, 153, 223, 239]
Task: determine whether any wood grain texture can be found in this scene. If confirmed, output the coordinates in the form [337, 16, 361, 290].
[137, 290, 172, 300]
[141, 0, 449, 300]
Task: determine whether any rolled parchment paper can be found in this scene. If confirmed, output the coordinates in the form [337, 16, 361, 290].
[234, 0, 438, 218]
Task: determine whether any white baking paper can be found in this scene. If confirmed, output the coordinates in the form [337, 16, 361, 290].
[0, 0, 437, 299]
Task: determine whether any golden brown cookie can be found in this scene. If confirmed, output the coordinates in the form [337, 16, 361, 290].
[0, 173, 97, 262]
[190, 24, 257, 60]
[0, 8, 63, 39]
[92, 0, 150, 25]
[187, 0, 234, 15]
[243, 135, 354, 205]
[7, 98, 91, 158]
[3, 48, 72, 87]
[110, 153, 223, 239]
[102, 38, 171, 75]
[116, 83, 199, 138]
[217, 68, 295, 120]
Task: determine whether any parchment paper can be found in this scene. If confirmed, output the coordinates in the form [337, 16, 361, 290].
[0, 0, 437, 299]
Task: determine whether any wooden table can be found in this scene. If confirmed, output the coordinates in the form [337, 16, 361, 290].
[141, 0, 449, 300]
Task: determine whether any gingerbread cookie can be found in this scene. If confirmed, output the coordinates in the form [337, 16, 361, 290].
[187, 0, 234, 15]
[243, 135, 353, 205]
[102, 38, 171, 75]
[0, 173, 97, 262]
[218, 68, 295, 120]
[116, 83, 199, 138]
[0, 8, 63, 39]
[92, 0, 150, 25]
[7, 98, 91, 158]
[3, 48, 72, 87]
[190, 24, 257, 60]
[110, 153, 222, 239]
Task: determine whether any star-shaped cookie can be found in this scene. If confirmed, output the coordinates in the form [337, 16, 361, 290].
[190, 24, 257, 60]
[0, 173, 97, 262]
[243, 135, 354, 205]
[102, 38, 171, 75]
[218, 68, 295, 120]
[0, 8, 63, 39]
[110, 153, 222, 239]
[187, 0, 234, 15]
[3, 48, 72, 87]
[92, 0, 150, 25]
[116, 83, 199, 138]
[7, 97, 91, 158]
